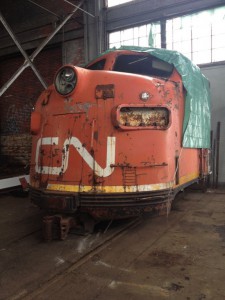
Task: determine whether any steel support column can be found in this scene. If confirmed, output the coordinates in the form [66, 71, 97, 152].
[84, 0, 106, 62]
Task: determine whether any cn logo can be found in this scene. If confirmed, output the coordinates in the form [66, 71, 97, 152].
[35, 136, 116, 177]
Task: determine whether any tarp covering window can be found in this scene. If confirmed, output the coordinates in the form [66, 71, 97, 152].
[105, 46, 211, 149]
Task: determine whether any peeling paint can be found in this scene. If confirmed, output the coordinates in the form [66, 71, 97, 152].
[119, 107, 169, 128]
[64, 102, 94, 115]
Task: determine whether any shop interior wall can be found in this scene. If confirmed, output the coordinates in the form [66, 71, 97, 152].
[201, 64, 225, 186]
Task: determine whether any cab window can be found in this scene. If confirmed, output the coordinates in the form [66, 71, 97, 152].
[86, 59, 106, 70]
[113, 54, 173, 78]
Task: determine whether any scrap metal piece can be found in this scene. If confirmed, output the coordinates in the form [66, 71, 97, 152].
[42, 215, 76, 241]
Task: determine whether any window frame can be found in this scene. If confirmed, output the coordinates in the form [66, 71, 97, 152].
[107, 6, 225, 65]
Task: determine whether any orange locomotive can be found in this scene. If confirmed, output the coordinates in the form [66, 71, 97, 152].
[30, 48, 210, 239]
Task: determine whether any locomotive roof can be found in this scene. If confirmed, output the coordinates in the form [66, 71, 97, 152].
[92, 46, 211, 149]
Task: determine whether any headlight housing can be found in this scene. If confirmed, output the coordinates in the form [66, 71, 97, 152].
[54, 66, 77, 95]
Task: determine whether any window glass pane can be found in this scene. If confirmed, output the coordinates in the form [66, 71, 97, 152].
[153, 23, 161, 34]
[154, 34, 161, 47]
[173, 17, 182, 30]
[133, 38, 138, 45]
[109, 42, 121, 49]
[139, 25, 147, 37]
[122, 28, 133, 41]
[183, 52, 192, 60]
[192, 37, 211, 52]
[181, 15, 192, 28]
[139, 36, 149, 47]
[123, 39, 134, 46]
[109, 31, 121, 44]
[182, 40, 191, 53]
[133, 27, 139, 38]
[213, 6, 225, 19]
[166, 42, 173, 50]
[193, 50, 211, 64]
[192, 25, 211, 38]
[212, 20, 225, 35]
[173, 29, 182, 42]
[212, 48, 225, 62]
[108, 0, 134, 7]
[166, 20, 173, 34]
[212, 34, 225, 48]
[166, 34, 172, 45]
[181, 27, 191, 41]
[192, 11, 211, 28]
[173, 41, 182, 52]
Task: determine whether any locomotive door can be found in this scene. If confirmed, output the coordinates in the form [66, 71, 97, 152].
[36, 113, 93, 189]
[36, 110, 115, 191]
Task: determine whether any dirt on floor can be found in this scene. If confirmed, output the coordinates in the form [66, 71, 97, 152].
[1, 190, 225, 300]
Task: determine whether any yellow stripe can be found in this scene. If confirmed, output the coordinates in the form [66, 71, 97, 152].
[47, 182, 174, 193]
[177, 172, 199, 186]
[47, 172, 199, 193]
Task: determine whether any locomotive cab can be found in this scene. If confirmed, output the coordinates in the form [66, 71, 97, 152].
[30, 48, 210, 240]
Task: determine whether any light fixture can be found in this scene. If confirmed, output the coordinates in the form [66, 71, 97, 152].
[140, 92, 150, 101]
[54, 66, 77, 95]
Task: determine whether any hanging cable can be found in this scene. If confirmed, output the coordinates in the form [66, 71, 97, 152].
[27, 0, 60, 18]
[64, 0, 95, 17]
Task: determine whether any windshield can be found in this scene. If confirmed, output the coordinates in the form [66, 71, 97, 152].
[113, 54, 174, 78]
[86, 59, 106, 70]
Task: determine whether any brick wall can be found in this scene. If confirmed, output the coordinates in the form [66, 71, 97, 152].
[62, 39, 85, 65]
[0, 134, 32, 175]
[0, 41, 84, 175]
[0, 46, 63, 135]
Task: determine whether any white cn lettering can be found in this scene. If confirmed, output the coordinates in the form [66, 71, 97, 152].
[35, 137, 69, 175]
[35, 136, 116, 177]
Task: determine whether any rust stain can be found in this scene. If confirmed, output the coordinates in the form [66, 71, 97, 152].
[119, 107, 169, 128]
[95, 84, 115, 100]
[64, 102, 93, 114]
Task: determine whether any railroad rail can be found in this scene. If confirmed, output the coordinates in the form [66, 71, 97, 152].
[8, 217, 141, 300]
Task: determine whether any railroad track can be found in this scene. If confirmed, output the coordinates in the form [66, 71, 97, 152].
[8, 217, 141, 300]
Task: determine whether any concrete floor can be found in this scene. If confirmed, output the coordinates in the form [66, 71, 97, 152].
[1, 190, 225, 300]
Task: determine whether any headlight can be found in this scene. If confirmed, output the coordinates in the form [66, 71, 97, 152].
[54, 66, 77, 95]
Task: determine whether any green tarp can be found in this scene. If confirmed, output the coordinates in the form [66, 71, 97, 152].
[101, 46, 211, 149]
